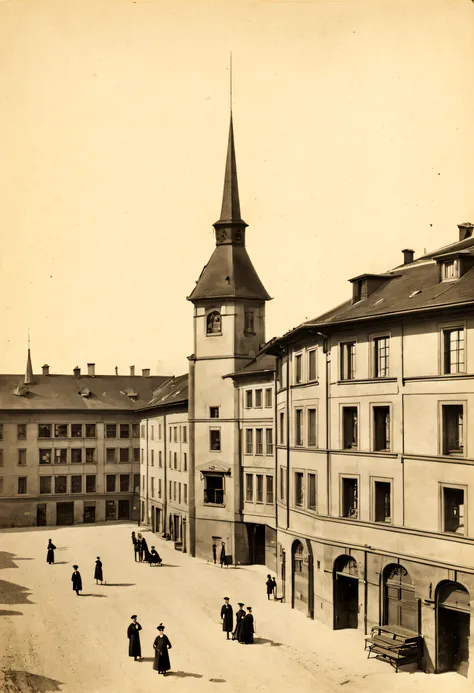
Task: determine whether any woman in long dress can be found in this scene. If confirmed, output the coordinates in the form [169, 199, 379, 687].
[141, 536, 151, 563]
[238, 607, 254, 644]
[127, 615, 142, 661]
[71, 565, 82, 596]
[94, 557, 104, 585]
[46, 539, 56, 565]
[232, 603, 245, 641]
[153, 624, 172, 675]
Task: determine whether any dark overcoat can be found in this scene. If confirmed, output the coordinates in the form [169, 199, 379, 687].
[46, 543, 56, 564]
[239, 613, 254, 644]
[71, 571, 82, 591]
[221, 604, 234, 632]
[233, 608, 245, 640]
[128, 622, 142, 657]
[153, 634, 172, 672]
[94, 560, 103, 581]
[266, 578, 273, 595]
[220, 545, 226, 564]
[141, 538, 151, 562]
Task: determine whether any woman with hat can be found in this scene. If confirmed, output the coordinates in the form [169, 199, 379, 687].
[153, 624, 172, 675]
[94, 557, 104, 585]
[238, 607, 254, 644]
[127, 615, 142, 661]
[232, 603, 245, 641]
[71, 565, 82, 596]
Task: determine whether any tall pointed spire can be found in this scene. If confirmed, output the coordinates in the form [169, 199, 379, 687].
[215, 115, 246, 226]
[25, 348, 34, 385]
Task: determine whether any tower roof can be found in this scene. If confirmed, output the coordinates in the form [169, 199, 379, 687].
[215, 115, 246, 227]
[24, 348, 34, 385]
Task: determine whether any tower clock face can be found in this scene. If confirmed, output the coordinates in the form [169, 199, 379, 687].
[217, 230, 227, 243]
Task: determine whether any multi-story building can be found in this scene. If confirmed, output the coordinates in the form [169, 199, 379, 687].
[0, 360, 169, 527]
[262, 225, 474, 677]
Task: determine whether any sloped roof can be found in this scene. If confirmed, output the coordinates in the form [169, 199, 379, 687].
[0, 374, 170, 411]
[225, 353, 276, 379]
[144, 373, 189, 410]
[187, 244, 271, 302]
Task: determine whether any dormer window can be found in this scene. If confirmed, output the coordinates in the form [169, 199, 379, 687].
[207, 310, 222, 335]
[442, 259, 460, 281]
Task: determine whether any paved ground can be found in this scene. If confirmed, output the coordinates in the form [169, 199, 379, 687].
[0, 522, 470, 693]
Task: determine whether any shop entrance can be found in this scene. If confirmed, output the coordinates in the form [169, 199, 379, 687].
[333, 555, 359, 630]
[436, 581, 470, 677]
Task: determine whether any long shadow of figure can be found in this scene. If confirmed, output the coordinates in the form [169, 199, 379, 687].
[253, 637, 283, 647]
[2, 669, 63, 692]
[79, 594, 108, 598]
[0, 610, 23, 616]
[169, 671, 203, 679]
[103, 583, 135, 587]
[0, 579, 34, 606]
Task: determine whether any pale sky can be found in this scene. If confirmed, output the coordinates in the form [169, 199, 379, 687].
[1, 0, 474, 377]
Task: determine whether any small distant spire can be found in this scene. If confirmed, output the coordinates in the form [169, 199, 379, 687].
[25, 348, 34, 385]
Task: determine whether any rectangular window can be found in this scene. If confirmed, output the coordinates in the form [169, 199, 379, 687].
[169, 480, 172, 498]
[106, 448, 116, 463]
[54, 424, 68, 438]
[71, 449, 82, 464]
[295, 471, 304, 507]
[38, 424, 52, 439]
[169, 427, 172, 442]
[150, 477, 155, 497]
[173, 427, 178, 442]
[373, 406, 391, 451]
[106, 424, 117, 439]
[184, 483, 188, 504]
[210, 429, 221, 452]
[18, 449, 27, 466]
[86, 448, 95, 463]
[0, 424, 3, 440]
[0, 477, 3, 494]
[120, 424, 130, 439]
[256, 429, 263, 455]
[266, 475, 274, 504]
[169, 452, 172, 468]
[183, 425, 188, 442]
[442, 259, 459, 281]
[279, 412, 285, 445]
[159, 425, 162, 440]
[159, 450, 163, 468]
[245, 390, 253, 409]
[245, 429, 253, 455]
[340, 342, 356, 380]
[174, 452, 177, 469]
[132, 423, 139, 438]
[342, 407, 358, 449]
[308, 473, 316, 511]
[120, 474, 130, 492]
[295, 409, 304, 446]
[209, 407, 220, 419]
[266, 429, 273, 455]
[442, 486, 465, 534]
[54, 449, 67, 464]
[158, 478, 162, 498]
[133, 473, 140, 493]
[71, 475, 82, 494]
[39, 449, 52, 465]
[119, 448, 130, 463]
[374, 480, 391, 523]
[246, 473, 254, 502]
[342, 477, 358, 519]
[443, 328, 465, 374]
[255, 389, 263, 408]
[85, 424, 96, 438]
[245, 311, 255, 334]
[295, 354, 302, 384]
[308, 409, 317, 447]
[265, 388, 272, 408]
[179, 483, 181, 504]
[442, 404, 464, 455]
[40, 476, 52, 494]
[55, 476, 67, 494]
[280, 466, 286, 502]
[141, 425, 145, 439]
[183, 453, 187, 472]
[173, 481, 177, 501]
[106, 475, 116, 493]
[150, 449, 154, 466]
[204, 474, 224, 505]
[133, 447, 140, 462]
[256, 474, 264, 503]
[373, 336, 389, 378]
[17, 424, 27, 440]
[71, 424, 83, 438]
[308, 349, 317, 381]
[150, 426, 154, 441]
[0, 450, 3, 466]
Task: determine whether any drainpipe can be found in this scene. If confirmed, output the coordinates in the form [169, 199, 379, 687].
[286, 347, 290, 530]
[364, 549, 368, 635]
[145, 418, 149, 526]
[401, 319, 405, 527]
[274, 367, 278, 534]
[188, 358, 196, 556]
[163, 412, 168, 536]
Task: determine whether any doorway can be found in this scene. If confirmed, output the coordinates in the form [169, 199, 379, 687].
[36, 503, 47, 527]
[106, 500, 117, 521]
[333, 555, 359, 629]
[383, 564, 418, 632]
[118, 499, 130, 520]
[56, 502, 74, 526]
[247, 524, 266, 564]
[155, 507, 161, 533]
[84, 505, 96, 523]
[436, 581, 470, 676]
[292, 540, 309, 614]
[173, 515, 180, 542]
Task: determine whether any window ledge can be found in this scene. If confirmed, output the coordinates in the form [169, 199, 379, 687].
[337, 378, 397, 385]
[203, 502, 226, 508]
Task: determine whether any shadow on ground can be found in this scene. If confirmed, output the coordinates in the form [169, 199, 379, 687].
[170, 671, 203, 679]
[254, 637, 283, 647]
[0, 579, 34, 606]
[103, 583, 135, 587]
[0, 610, 23, 616]
[0, 553, 34, 571]
[1, 669, 63, 692]
[79, 594, 107, 598]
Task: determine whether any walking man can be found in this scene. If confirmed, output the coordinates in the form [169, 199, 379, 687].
[220, 542, 226, 568]
[221, 597, 234, 640]
[266, 574, 273, 600]
[239, 607, 254, 644]
[232, 603, 245, 641]
[271, 576, 277, 599]
[212, 543, 217, 564]
[71, 565, 82, 596]
[127, 615, 142, 661]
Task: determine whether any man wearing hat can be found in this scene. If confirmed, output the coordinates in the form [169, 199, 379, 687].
[153, 623, 172, 675]
[71, 565, 82, 596]
[94, 557, 104, 585]
[127, 615, 142, 661]
[220, 597, 233, 640]
[232, 603, 245, 641]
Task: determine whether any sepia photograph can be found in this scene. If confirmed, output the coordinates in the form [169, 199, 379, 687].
[1, 0, 474, 691]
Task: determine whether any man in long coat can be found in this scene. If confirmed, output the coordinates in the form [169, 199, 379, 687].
[232, 603, 245, 641]
[94, 557, 104, 585]
[220, 597, 233, 640]
[127, 615, 142, 661]
[71, 565, 82, 596]
[46, 539, 56, 565]
[153, 624, 172, 675]
[238, 607, 254, 644]
[220, 542, 226, 568]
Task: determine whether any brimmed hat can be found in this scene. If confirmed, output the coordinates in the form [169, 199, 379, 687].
[131, 615, 137, 619]
[157, 623, 165, 631]
[73, 565, 78, 569]
[238, 602, 244, 607]
[223, 597, 229, 600]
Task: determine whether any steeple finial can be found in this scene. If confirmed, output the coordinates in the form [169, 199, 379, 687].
[230, 51, 233, 115]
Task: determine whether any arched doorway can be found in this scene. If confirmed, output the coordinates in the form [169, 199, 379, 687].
[333, 555, 359, 630]
[436, 581, 470, 676]
[292, 540, 309, 615]
[383, 564, 418, 632]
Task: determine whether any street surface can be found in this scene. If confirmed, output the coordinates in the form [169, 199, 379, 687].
[0, 523, 470, 693]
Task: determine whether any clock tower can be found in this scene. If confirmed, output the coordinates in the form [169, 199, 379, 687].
[187, 115, 271, 560]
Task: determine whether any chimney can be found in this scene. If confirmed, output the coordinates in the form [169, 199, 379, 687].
[402, 249, 414, 265]
[142, 368, 150, 377]
[87, 363, 95, 377]
[42, 364, 50, 376]
[458, 223, 474, 242]
[130, 365, 135, 376]
[73, 366, 81, 379]
[115, 366, 119, 376]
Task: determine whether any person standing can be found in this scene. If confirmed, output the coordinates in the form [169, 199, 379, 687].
[141, 535, 151, 563]
[127, 615, 142, 661]
[238, 607, 254, 644]
[220, 597, 234, 640]
[94, 557, 104, 585]
[271, 577, 277, 599]
[71, 565, 82, 596]
[219, 542, 226, 568]
[133, 534, 140, 562]
[153, 624, 172, 675]
[266, 574, 273, 600]
[212, 543, 217, 564]
[46, 539, 56, 565]
[232, 603, 245, 641]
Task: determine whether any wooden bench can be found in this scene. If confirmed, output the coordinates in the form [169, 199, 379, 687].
[365, 626, 422, 673]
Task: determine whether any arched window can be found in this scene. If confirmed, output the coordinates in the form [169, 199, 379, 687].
[207, 310, 222, 335]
